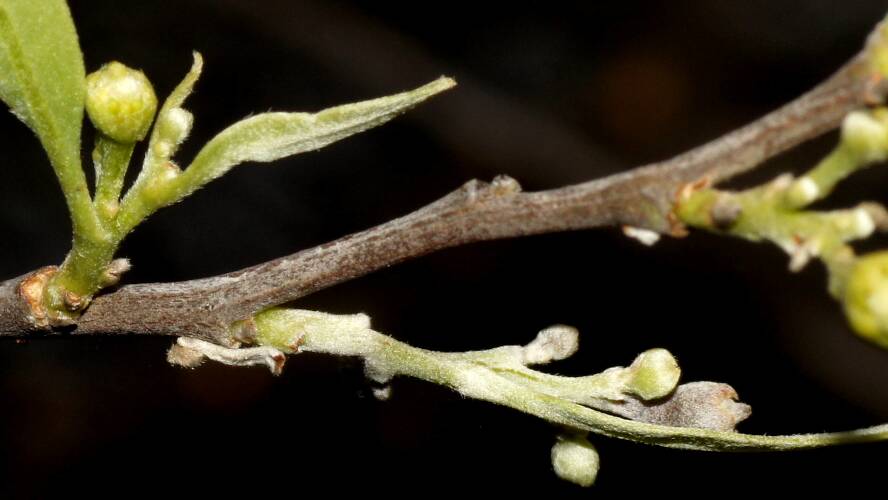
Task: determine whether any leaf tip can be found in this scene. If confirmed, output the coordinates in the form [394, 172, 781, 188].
[190, 51, 204, 72]
[412, 76, 457, 100]
[433, 75, 457, 92]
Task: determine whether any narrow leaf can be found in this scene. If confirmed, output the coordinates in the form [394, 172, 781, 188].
[160, 51, 203, 114]
[0, 0, 86, 169]
[144, 51, 202, 166]
[176, 77, 456, 201]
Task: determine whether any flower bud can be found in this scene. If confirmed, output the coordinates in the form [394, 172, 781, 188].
[158, 107, 193, 147]
[522, 324, 579, 365]
[625, 348, 681, 400]
[86, 62, 158, 143]
[551, 433, 599, 487]
[785, 176, 820, 207]
[841, 110, 888, 163]
[99, 258, 132, 287]
[843, 251, 888, 348]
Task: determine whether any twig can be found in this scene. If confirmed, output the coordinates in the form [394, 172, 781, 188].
[0, 23, 886, 344]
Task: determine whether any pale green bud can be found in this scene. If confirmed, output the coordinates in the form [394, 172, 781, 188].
[785, 176, 820, 207]
[843, 251, 888, 348]
[86, 62, 158, 143]
[841, 110, 888, 163]
[522, 324, 579, 365]
[158, 107, 193, 147]
[625, 348, 681, 400]
[150, 106, 194, 162]
[551, 433, 599, 487]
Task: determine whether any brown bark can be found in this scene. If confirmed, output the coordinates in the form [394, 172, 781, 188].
[1, 24, 886, 345]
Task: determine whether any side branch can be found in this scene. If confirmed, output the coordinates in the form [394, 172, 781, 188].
[1, 28, 887, 343]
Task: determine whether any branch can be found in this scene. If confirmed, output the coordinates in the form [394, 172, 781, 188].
[187, 307, 888, 454]
[1, 26, 887, 343]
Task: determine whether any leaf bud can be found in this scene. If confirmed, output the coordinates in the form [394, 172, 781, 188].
[522, 324, 579, 365]
[551, 433, 599, 487]
[158, 107, 193, 148]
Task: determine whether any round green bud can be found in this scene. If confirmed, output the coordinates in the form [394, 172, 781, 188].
[625, 348, 681, 400]
[551, 434, 599, 487]
[86, 62, 157, 143]
[843, 251, 888, 348]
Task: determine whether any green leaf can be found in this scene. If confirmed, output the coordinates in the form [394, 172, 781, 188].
[144, 51, 202, 167]
[114, 75, 456, 238]
[175, 76, 456, 202]
[0, 0, 86, 170]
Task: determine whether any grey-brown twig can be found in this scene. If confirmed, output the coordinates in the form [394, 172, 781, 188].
[1, 21, 887, 345]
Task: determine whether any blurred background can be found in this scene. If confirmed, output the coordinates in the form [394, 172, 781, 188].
[2, 0, 888, 495]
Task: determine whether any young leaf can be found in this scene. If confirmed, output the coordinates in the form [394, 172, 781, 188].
[0, 0, 86, 171]
[144, 51, 203, 168]
[113, 75, 456, 237]
[172, 76, 456, 203]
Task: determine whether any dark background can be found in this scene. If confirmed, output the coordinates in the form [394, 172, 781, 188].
[2, 0, 888, 495]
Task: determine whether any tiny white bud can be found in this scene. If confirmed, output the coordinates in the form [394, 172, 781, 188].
[786, 176, 820, 206]
[372, 386, 392, 401]
[853, 208, 876, 238]
[622, 226, 661, 246]
[522, 324, 579, 365]
[551, 434, 599, 487]
[842, 111, 888, 163]
[159, 107, 194, 146]
[99, 258, 132, 287]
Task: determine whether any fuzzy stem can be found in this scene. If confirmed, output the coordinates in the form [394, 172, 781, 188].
[252, 308, 888, 452]
[92, 135, 135, 221]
